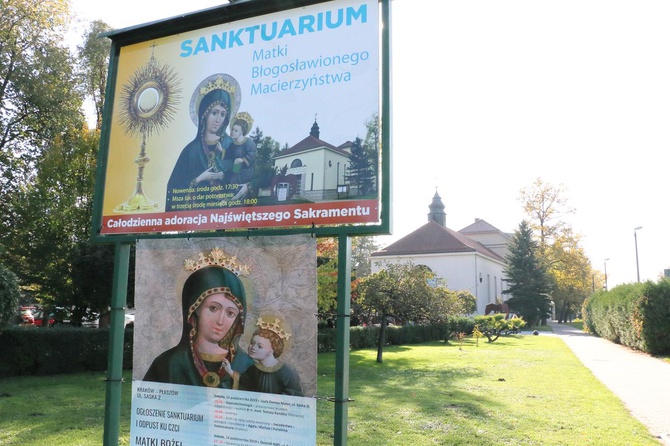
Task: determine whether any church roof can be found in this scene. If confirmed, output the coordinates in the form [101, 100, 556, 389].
[274, 135, 351, 159]
[371, 220, 504, 261]
[338, 140, 354, 150]
[459, 218, 509, 236]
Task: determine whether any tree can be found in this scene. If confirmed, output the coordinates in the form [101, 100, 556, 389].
[77, 20, 113, 130]
[0, 0, 83, 192]
[0, 0, 85, 276]
[356, 262, 439, 362]
[344, 137, 374, 195]
[0, 10, 120, 322]
[435, 288, 477, 317]
[545, 227, 594, 322]
[316, 236, 382, 325]
[0, 261, 20, 330]
[519, 177, 574, 252]
[316, 238, 339, 318]
[363, 113, 379, 193]
[250, 127, 279, 190]
[350, 235, 379, 278]
[520, 178, 595, 322]
[502, 221, 552, 327]
[69, 242, 116, 325]
[2, 127, 99, 308]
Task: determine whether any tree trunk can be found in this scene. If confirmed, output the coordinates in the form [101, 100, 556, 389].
[376, 313, 387, 363]
[558, 301, 570, 323]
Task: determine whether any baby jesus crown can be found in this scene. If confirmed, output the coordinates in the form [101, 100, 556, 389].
[231, 111, 253, 131]
[257, 317, 291, 341]
[184, 247, 250, 276]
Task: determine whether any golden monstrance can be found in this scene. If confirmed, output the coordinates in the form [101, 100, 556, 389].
[114, 47, 181, 213]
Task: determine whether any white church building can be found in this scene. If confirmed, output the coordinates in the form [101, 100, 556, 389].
[371, 192, 513, 314]
[272, 120, 352, 201]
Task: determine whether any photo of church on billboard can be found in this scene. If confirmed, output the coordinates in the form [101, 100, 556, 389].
[267, 117, 376, 203]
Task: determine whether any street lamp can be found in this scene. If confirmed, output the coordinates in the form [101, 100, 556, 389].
[634, 226, 643, 282]
[604, 258, 610, 291]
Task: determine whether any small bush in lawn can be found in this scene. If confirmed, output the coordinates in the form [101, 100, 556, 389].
[454, 332, 466, 350]
[474, 314, 526, 343]
[473, 325, 484, 346]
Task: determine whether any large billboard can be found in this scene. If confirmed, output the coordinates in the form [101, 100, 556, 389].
[96, 0, 382, 236]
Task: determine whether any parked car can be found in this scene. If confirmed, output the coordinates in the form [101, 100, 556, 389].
[32, 309, 55, 327]
[18, 306, 36, 325]
[81, 313, 100, 328]
[16, 306, 55, 326]
[82, 308, 134, 328]
[51, 307, 72, 325]
[125, 309, 135, 328]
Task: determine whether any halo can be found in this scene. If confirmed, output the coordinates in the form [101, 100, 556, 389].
[189, 73, 242, 128]
[179, 247, 255, 327]
[118, 53, 181, 137]
[243, 311, 294, 354]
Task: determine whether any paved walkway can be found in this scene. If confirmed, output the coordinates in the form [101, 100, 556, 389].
[547, 322, 670, 445]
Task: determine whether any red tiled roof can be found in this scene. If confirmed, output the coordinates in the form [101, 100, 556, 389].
[371, 221, 504, 261]
[459, 218, 507, 234]
[338, 141, 354, 150]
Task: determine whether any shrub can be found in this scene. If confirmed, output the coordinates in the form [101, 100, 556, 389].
[0, 327, 133, 378]
[473, 315, 526, 342]
[634, 279, 670, 354]
[448, 316, 476, 337]
[583, 284, 641, 345]
[0, 264, 20, 331]
[583, 279, 670, 355]
[351, 325, 379, 350]
[5, 316, 523, 377]
[317, 318, 468, 352]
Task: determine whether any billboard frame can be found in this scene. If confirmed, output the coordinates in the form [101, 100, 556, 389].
[98, 2, 392, 444]
[91, 0, 392, 244]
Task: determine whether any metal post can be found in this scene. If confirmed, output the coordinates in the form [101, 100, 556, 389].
[103, 242, 131, 446]
[334, 234, 351, 445]
[604, 258, 610, 291]
[380, 0, 392, 228]
[634, 226, 643, 282]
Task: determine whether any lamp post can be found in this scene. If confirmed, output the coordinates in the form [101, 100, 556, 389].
[604, 258, 610, 291]
[634, 226, 643, 282]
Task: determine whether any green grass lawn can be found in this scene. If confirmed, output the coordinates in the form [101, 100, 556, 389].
[563, 321, 585, 331]
[0, 334, 660, 445]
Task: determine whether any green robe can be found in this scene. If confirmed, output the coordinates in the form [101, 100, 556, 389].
[239, 361, 303, 396]
[143, 342, 252, 388]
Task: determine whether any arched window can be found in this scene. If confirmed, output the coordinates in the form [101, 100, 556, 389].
[290, 159, 303, 168]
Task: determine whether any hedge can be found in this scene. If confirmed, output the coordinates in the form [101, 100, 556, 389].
[0, 327, 133, 378]
[317, 316, 476, 352]
[582, 278, 670, 355]
[1, 317, 479, 378]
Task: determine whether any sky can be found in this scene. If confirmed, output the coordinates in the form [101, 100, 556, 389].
[68, 0, 670, 288]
